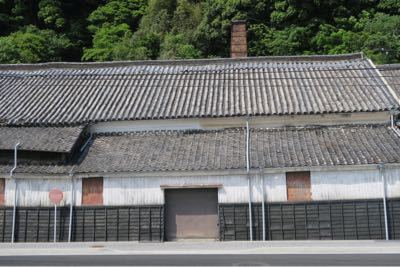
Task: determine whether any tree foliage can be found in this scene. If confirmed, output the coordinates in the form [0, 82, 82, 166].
[0, 25, 71, 63]
[0, 0, 399, 63]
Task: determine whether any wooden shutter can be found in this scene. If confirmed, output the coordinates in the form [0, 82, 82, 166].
[82, 177, 103, 205]
[0, 179, 4, 206]
[286, 172, 311, 202]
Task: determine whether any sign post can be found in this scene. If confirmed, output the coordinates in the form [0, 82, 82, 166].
[49, 188, 63, 243]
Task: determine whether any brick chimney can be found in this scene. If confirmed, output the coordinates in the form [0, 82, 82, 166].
[230, 20, 247, 58]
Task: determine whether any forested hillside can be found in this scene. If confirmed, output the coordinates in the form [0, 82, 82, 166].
[0, 0, 399, 64]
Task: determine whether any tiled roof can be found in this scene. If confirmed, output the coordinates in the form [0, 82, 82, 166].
[0, 164, 73, 175]
[379, 64, 400, 95]
[0, 126, 84, 152]
[77, 129, 246, 173]
[0, 53, 397, 126]
[251, 125, 400, 168]
[76, 125, 400, 174]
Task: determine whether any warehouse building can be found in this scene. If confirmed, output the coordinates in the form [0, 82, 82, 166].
[1, 22, 400, 242]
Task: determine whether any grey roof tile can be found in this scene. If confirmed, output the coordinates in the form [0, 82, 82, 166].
[379, 64, 400, 96]
[0, 126, 84, 152]
[76, 124, 400, 174]
[0, 54, 397, 126]
[0, 164, 73, 175]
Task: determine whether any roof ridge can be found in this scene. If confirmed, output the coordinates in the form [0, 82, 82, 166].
[379, 64, 400, 70]
[252, 123, 389, 132]
[0, 53, 363, 71]
[94, 127, 245, 137]
[92, 123, 389, 137]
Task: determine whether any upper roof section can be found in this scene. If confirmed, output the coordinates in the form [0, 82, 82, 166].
[379, 64, 400, 96]
[0, 53, 398, 126]
[0, 126, 84, 153]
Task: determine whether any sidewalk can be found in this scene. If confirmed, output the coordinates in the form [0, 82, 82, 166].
[0, 240, 398, 256]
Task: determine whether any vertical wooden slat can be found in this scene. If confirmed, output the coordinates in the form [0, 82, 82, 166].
[0, 179, 5, 206]
[1, 209, 5, 242]
[127, 207, 131, 241]
[138, 206, 141, 241]
[104, 207, 108, 241]
[116, 208, 119, 241]
[47, 209, 50, 242]
[93, 208, 96, 242]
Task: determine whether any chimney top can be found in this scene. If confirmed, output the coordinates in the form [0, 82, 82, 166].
[230, 20, 247, 58]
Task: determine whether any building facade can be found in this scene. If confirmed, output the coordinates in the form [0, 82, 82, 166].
[1, 23, 400, 242]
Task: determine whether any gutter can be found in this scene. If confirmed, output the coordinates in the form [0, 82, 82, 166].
[68, 168, 75, 243]
[260, 168, 266, 241]
[245, 117, 253, 241]
[390, 114, 400, 137]
[10, 143, 20, 243]
[367, 58, 400, 107]
[379, 164, 390, 240]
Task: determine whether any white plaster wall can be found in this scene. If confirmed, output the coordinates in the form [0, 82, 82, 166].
[311, 169, 383, 200]
[5, 178, 82, 207]
[6, 167, 400, 206]
[91, 112, 389, 133]
[103, 173, 287, 205]
[251, 173, 287, 203]
[384, 168, 400, 198]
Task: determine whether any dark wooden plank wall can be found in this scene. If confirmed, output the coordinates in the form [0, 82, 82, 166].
[219, 198, 400, 241]
[0, 205, 163, 242]
[0, 199, 398, 242]
[72, 206, 163, 242]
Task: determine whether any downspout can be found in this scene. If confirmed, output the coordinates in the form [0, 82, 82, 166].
[9, 143, 19, 243]
[245, 118, 253, 241]
[379, 164, 389, 240]
[68, 169, 75, 243]
[260, 168, 266, 241]
[390, 114, 400, 137]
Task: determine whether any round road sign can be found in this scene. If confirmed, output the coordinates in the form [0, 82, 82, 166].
[49, 188, 63, 205]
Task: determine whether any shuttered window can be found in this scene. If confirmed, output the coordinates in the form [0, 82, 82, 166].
[0, 179, 4, 206]
[286, 172, 311, 202]
[82, 177, 103, 205]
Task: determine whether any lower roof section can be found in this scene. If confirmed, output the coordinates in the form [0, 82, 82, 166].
[76, 124, 400, 174]
[1, 124, 400, 175]
[0, 164, 73, 175]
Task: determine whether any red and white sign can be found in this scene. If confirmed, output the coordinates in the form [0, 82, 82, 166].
[49, 188, 63, 205]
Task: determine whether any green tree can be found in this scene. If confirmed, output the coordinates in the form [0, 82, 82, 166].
[129, 0, 175, 60]
[159, 33, 201, 59]
[0, 25, 71, 63]
[362, 13, 400, 63]
[38, 0, 65, 29]
[82, 23, 134, 61]
[87, 0, 146, 33]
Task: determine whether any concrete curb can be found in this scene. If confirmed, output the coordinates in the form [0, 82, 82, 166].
[0, 240, 399, 256]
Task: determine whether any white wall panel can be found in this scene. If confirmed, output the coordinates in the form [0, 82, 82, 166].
[312, 168, 400, 201]
[6, 167, 399, 206]
[91, 112, 389, 133]
[5, 178, 82, 207]
[384, 168, 400, 198]
[311, 169, 382, 200]
[251, 173, 287, 203]
[103, 174, 287, 205]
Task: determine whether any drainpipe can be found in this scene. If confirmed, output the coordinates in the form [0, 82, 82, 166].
[68, 170, 74, 243]
[379, 164, 389, 240]
[245, 118, 253, 241]
[390, 114, 400, 137]
[260, 168, 266, 241]
[9, 143, 20, 243]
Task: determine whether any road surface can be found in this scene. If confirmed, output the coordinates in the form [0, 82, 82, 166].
[0, 254, 399, 266]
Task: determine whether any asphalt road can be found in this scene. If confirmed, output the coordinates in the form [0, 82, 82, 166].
[0, 254, 399, 266]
